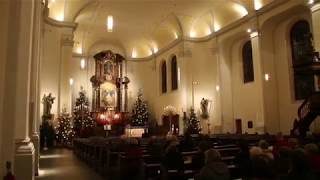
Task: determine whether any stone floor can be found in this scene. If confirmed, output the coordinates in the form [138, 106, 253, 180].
[36, 148, 105, 180]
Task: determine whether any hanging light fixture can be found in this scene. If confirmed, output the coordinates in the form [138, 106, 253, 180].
[107, 15, 113, 32]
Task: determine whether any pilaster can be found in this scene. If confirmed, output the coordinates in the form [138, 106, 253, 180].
[310, 1, 320, 52]
[250, 31, 266, 134]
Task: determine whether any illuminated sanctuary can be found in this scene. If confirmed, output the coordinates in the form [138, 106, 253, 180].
[1, 0, 320, 179]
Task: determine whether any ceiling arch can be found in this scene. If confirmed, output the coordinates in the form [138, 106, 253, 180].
[47, 0, 276, 58]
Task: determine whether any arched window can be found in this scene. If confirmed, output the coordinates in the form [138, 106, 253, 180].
[161, 61, 167, 93]
[171, 56, 178, 90]
[242, 40, 254, 83]
[290, 20, 315, 100]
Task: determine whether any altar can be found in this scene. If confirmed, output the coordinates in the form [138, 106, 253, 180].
[90, 50, 130, 134]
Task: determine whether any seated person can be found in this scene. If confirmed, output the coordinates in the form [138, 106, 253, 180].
[288, 148, 317, 180]
[235, 139, 252, 178]
[162, 142, 184, 171]
[258, 140, 274, 160]
[180, 132, 195, 151]
[251, 154, 277, 180]
[304, 143, 320, 173]
[195, 149, 230, 180]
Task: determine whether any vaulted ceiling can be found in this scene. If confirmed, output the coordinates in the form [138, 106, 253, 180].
[48, 0, 275, 58]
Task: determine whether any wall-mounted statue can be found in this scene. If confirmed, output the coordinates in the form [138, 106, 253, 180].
[200, 98, 209, 119]
[42, 93, 55, 119]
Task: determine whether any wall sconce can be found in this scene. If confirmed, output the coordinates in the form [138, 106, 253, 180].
[69, 78, 74, 86]
[265, 74, 270, 81]
[80, 58, 86, 69]
[216, 85, 220, 92]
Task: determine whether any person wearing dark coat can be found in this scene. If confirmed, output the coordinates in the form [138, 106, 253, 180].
[195, 149, 230, 180]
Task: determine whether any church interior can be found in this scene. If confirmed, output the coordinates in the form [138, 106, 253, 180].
[1, 0, 320, 179]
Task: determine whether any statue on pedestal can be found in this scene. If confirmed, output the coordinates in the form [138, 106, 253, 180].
[200, 98, 209, 119]
[42, 93, 55, 119]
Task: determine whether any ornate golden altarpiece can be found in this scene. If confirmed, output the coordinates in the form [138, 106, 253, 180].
[90, 50, 130, 126]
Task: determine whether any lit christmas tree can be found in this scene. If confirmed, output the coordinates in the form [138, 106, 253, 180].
[187, 107, 201, 134]
[131, 91, 149, 126]
[73, 87, 95, 136]
[55, 110, 75, 146]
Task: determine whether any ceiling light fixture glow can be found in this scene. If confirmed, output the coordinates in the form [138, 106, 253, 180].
[174, 32, 178, 39]
[254, 0, 263, 10]
[132, 49, 137, 58]
[153, 46, 158, 53]
[214, 22, 221, 32]
[309, 0, 315, 4]
[190, 31, 196, 38]
[56, 13, 64, 22]
[206, 28, 212, 35]
[107, 15, 113, 32]
[76, 46, 82, 54]
[233, 4, 248, 17]
[247, 28, 252, 33]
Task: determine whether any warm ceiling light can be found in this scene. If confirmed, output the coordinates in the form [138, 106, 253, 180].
[214, 22, 221, 32]
[254, 0, 263, 10]
[69, 78, 74, 86]
[153, 46, 158, 53]
[309, 0, 315, 4]
[51, 0, 55, 3]
[250, 31, 259, 38]
[80, 59, 86, 69]
[107, 15, 113, 32]
[190, 31, 196, 38]
[206, 28, 212, 35]
[76, 46, 82, 54]
[132, 49, 137, 58]
[174, 32, 178, 39]
[56, 13, 64, 21]
[247, 28, 252, 33]
[233, 4, 248, 17]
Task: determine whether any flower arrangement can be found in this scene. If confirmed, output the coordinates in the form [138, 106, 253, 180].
[163, 105, 178, 116]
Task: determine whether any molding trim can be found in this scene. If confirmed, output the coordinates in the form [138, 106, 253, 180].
[15, 139, 35, 155]
[311, 3, 320, 12]
[44, 16, 78, 30]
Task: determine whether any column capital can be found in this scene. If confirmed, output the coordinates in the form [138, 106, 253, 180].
[310, 1, 320, 12]
[61, 34, 74, 46]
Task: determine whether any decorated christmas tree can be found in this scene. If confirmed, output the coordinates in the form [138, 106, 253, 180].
[73, 87, 95, 136]
[131, 91, 149, 126]
[187, 107, 201, 134]
[55, 110, 75, 146]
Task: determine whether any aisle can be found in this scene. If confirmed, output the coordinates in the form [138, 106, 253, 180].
[36, 148, 105, 180]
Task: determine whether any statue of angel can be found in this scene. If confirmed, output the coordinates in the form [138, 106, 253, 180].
[42, 93, 55, 117]
[200, 98, 209, 119]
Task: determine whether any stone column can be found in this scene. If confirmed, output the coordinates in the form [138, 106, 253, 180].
[30, 0, 43, 176]
[59, 34, 74, 114]
[310, 1, 320, 52]
[250, 31, 266, 134]
[13, 0, 36, 179]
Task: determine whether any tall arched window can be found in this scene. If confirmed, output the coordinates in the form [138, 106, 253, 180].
[242, 40, 254, 83]
[171, 55, 178, 90]
[290, 20, 315, 100]
[161, 61, 167, 93]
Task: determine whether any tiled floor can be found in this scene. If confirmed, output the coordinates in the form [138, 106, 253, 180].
[36, 148, 105, 180]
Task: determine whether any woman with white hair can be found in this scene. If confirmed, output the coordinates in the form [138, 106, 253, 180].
[195, 149, 230, 180]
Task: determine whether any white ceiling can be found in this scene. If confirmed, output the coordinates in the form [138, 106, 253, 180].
[48, 0, 275, 58]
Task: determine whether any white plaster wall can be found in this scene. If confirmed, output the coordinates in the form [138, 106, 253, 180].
[231, 39, 261, 134]
[41, 23, 62, 117]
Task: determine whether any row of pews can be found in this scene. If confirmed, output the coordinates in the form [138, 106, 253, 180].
[73, 134, 274, 180]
